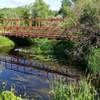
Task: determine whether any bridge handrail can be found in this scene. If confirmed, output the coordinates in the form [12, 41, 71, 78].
[0, 18, 64, 22]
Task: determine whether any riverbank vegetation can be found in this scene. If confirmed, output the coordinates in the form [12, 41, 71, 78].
[0, 91, 22, 100]
[0, 82, 22, 100]
[0, 0, 100, 99]
[0, 36, 15, 53]
[0, 36, 14, 47]
[51, 79, 98, 100]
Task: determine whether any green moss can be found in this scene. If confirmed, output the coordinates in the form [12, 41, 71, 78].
[0, 36, 15, 47]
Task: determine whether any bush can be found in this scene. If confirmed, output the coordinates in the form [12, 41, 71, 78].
[53, 40, 75, 64]
[51, 79, 97, 100]
[31, 38, 56, 55]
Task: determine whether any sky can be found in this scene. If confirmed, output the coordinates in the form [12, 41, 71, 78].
[0, 0, 62, 10]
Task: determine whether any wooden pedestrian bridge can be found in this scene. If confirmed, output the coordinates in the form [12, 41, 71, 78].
[0, 18, 78, 40]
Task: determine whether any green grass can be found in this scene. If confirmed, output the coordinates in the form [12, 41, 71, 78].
[0, 36, 15, 47]
[51, 79, 98, 100]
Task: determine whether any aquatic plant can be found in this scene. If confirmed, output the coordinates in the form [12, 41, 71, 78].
[0, 82, 23, 100]
[0, 91, 23, 100]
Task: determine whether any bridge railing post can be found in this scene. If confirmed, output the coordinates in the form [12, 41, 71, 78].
[29, 19, 32, 34]
[15, 19, 19, 33]
[35, 18, 41, 27]
[15, 19, 19, 27]
[29, 19, 32, 28]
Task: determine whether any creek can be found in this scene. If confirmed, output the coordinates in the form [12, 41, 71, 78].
[0, 45, 81, 99]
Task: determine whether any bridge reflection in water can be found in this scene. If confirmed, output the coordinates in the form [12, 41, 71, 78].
[0, 55, 75, 78]
[0, 55, 66, 99]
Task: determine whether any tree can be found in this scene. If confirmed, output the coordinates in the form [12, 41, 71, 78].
[59, 0, 71, 18]
[32, 0, 53, 18]
[59, 0, 78, 17]
[0, 8, 17, 19]
[14, 6, 29, 19]
[59, 0, 100, 72]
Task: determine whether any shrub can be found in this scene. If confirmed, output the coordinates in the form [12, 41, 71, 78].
[53, 40, 75, 64]
[31, 38, 56, 56]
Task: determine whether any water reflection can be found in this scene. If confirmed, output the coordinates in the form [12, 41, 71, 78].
[0, 55, 66, 99]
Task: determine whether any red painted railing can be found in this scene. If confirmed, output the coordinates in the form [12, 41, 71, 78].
[0, 18, 78, 39]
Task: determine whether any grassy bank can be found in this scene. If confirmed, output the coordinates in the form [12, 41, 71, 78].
[0, 36, 15, 47]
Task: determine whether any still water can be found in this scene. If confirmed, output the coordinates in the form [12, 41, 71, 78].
[0, 47, 67, 99]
